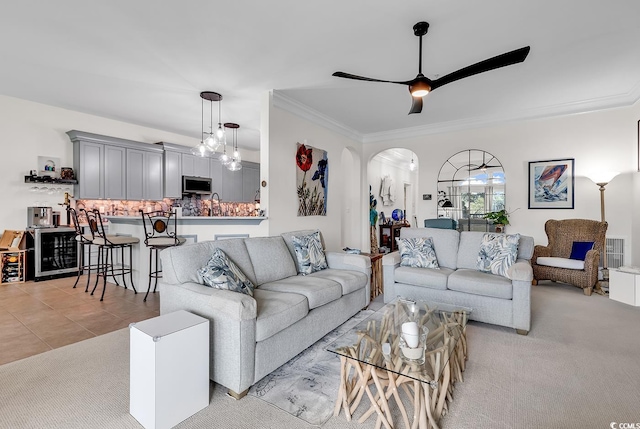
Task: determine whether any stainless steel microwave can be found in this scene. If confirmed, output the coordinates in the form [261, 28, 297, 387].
[182, 176, 212, 194]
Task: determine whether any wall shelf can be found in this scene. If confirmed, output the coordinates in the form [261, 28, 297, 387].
[24, 176, 77, 184]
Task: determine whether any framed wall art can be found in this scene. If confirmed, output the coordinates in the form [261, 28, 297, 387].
[528, 158, 575, 209]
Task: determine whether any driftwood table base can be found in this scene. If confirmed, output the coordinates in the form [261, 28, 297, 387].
[332, 303, 469, 429]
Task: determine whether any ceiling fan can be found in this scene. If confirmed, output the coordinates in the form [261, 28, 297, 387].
[332, 22, 530, 114]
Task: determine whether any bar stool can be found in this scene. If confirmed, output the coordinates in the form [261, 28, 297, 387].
[140, 209, 186, 302]
[83, 208, 140, 301]
[68, 207, 98, 292]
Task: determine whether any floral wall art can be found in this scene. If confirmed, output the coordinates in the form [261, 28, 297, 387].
[296, 142, 328, 216]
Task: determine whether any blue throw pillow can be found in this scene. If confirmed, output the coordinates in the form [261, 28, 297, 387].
[198, 248, 254, 296]
[569, 241, 594, 260]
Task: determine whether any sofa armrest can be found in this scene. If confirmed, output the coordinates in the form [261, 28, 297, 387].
[166, 282, 258, 321]
[507, 261, 533, 282]
[382, 251, 400, 266]
[159, 281, 257, 393]
[532, 245, 551, 264]
[326, 252, 371, 274]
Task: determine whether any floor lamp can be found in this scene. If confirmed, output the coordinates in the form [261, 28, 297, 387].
[588, 171, 619, 291]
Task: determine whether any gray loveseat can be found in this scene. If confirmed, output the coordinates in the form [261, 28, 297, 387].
[158, 230, 370, 398]
[382, 227, 534, 334]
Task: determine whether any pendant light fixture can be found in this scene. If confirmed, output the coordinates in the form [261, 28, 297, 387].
[224, 122, 242, 172]
[192, 91, 225, 157]
[219, 123, 232, 166]
[409, 157, 416, 171]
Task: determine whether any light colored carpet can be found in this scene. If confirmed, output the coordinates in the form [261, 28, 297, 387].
[1, 282, 639, 429]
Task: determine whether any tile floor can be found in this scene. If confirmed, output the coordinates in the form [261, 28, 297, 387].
[0, 275, 159, 365]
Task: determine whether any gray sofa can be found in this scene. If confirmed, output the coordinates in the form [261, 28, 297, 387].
[382, 227, 534, 334]
[158, 230, 370, 398]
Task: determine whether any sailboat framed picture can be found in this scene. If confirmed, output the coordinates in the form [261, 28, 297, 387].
[528, 158, 575, 209]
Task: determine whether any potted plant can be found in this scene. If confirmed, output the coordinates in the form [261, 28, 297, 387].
[483, 209, 510, 233]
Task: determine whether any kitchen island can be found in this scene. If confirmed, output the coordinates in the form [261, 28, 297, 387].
[105, 215, 268, 296]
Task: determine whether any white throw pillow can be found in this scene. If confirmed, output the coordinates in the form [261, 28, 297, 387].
[477, 233, 520, 278]
[292, 231, 328, 275]
[397, 237, 440, 269]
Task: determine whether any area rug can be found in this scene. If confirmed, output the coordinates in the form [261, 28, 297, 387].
[248, 310, 374, 426]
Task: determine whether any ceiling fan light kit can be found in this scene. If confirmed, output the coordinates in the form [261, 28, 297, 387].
[332, 21, 530, 114]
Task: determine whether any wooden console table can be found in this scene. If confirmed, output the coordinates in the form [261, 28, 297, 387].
[361, 253, 384, 300]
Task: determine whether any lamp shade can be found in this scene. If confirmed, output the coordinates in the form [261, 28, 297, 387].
[587, 171, 619, 185]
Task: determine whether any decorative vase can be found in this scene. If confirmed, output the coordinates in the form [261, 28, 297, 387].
[495, 224, 504, 233]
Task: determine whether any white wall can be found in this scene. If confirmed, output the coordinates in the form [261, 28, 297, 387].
[364, 103, 640, 262]
[0, 95, 259, 231]
[265, 100, 363, 252]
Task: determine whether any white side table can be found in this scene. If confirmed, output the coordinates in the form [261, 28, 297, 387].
[130, 310, 210, 429]
[609, 269, 640, 306]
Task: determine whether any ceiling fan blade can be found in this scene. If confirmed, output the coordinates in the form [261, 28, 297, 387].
[333, 71, 404, 85]
[408, 96, 423, 114]
[430, 46, 530, 91]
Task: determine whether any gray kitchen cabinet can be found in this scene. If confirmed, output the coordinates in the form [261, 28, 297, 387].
[242, 162, 260, 203]
[209, 158, 223, 197]
[126, 149, 144, 200]
[144, 151, 164, 200]
[127, 148, 164, 200]
[163, 150, 182, 198]
[182, 153, 210, 178]
[74, 140, 103, 199]
[69, 130, 165, 202]
[222, 167, 243, 202]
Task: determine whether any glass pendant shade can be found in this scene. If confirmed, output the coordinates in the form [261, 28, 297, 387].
[228, 159, 242, 171]
[191, 140, 213, 157]
[219, 151, 231, 165]
[409, 158, 416, 171]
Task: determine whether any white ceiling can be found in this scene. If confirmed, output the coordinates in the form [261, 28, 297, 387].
[2, 1, 640, 151]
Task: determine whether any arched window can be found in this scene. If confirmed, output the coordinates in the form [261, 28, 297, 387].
[437, 150, 505, 232]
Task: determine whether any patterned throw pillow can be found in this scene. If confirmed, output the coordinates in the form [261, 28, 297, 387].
[476, 233, 521, 278]
[397, 237, 440, 269]
[292, 231, 328, 275]
[198, 248, 254, 296]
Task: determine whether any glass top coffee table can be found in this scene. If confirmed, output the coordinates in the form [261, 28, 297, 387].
[325, 298, 471, 429]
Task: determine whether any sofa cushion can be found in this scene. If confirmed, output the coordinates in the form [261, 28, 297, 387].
[307, 268, 367, 295]
[400, 228, 460, 269]
[253, 289, 309, 342]
[198, 248, 255, 296]
[292, 231, 328, 275]
[448, 269, 513, 299]
[537, 256, 585, 270]
[476, 233, 520, 277]
[244, 237, 297, 285]
[458, 231, 534, 270]
[259, 276, 342, 309]
[398, 237, 439, 269]
[394, 266, 455, 290]
[160, 239, 258, 286]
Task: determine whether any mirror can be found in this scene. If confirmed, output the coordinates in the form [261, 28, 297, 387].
[437, 150, 505, 231]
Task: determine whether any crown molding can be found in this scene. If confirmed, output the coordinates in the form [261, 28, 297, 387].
[272, 91, 364, 142]
[273, 86, 640, 145]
